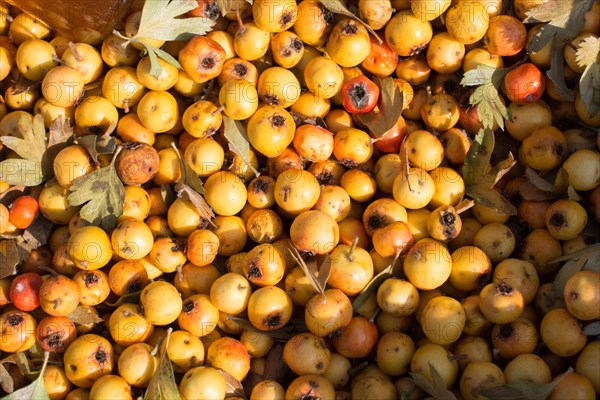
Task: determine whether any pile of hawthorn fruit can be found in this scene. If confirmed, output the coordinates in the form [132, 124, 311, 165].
[0, 0, 599, 399]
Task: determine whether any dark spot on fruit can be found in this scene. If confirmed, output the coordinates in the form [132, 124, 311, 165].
[282, 48, 292, 57]
[43, 333, 65, 352]
[263, 94, 281, 105]
[280, 12, 294, 26]
[349, 83, 370, 110]
[252, 178, 270, 194]
[192, 114, 199, 121]
[201, 57, 216, 70]
[89, 125, 104, 135]
[84, 272, 99, 287]
[476, 271, 490, 288]
[368, 214, 385, 230]
[342, 22, 358, 35]
[553, 143, 564, 156]
[316, 362, 323, 370]
[204, 0, 220, 20]
[498, 323, 514, 338]
[127, 280, 141, 293]
[264, 313, 282, 327]
[95, 348, 108, 364]
[70, 364, 77, 372]
[7, 314, 23, 326]
[497, 282, 515, 296]
[549, 212, 565, 228]
[183, 299, 195, 313]
[247, 261, 263, 278]
[442, 211, 455, 225]
[316, 171, 333, 185]
[234, 62, 248, 77]
[271, 114, 286, 127]
[292, 38, 303, 52]
[322, 8, 334, 24]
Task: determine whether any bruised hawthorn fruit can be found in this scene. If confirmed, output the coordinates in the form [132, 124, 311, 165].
[114, 142, 160, 185]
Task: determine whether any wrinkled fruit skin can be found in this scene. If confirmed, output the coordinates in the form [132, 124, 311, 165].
[114, 142, 160, 185]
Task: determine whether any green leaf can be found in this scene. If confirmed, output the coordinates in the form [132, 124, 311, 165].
[409, 363, 457, 400]
[0, 114, 46, 162]
[460, 65, 511, 131]
[77, 127, 117, 163]
[480, 368, 572, 400]
[547, 34, 575, 102]
[579, 61, 600, 118]
[68, 162, 125, 231]
[353, 257, 398, 313]
[319, 0, 383, 44]
[223, 116, 260, 178]
[524, 0, 594, 52]
[136, 0, 215, 41]
[466, 184, 517, 215]
[0, 159, 43, 186]
[1, 352, 50, 400]
[144, 329, 181, 400]
[105, 290, 142, 307]
[462, 129, 494, 186]
[355, 77, 404, 137]
[171, 143, 215, 222]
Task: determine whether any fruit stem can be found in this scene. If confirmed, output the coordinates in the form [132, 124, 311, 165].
[563, 39, 578, 51]
[426, 86, 434, 105]
[68, 42, 83, 62]
[348, 236, 359, 262]
[211, 105, 225, 117]
[236, 10, 246, 34]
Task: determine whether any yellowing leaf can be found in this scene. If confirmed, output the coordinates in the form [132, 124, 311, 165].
[171, 143, 215, 223]
[0, 159, 43, 186]
[576, 36, 600, 68]
[480, 368, 572, 400]
[144, 329, 181, 400]
[409, 364, 457, 400]
[319, 0, 382, 44]
[0, 240, 19, 279]
[1, 352, 50, 400]
[68, 161, 125, 231]
[355, 77, 404, 137]
[223, 116, 260, 178]
[579, 61, 600, 118]
[524, 0, 594, 52]
[287, 244, 330, 295]
[135, 0, 215, 41]
[467, 184, 517, 215]
[0, 114, 46, 162]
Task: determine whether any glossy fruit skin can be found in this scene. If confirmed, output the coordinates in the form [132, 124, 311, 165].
[178, 36, 226, 83]
[460, 361, 506, 400]
[140, 281, 182, 326]
[164, 330, 205, 374]
[503, 63, 546, 104]
[180, 366, 226, 400]
[0, 311, 37, 352]
[404, 238, 452, 290]
[63, 334, 114, 388]
[326, 18, 371, 67]
[421, 296, 466, 345]
[36, 315, 77, 353]
[9, 195, 38, 229]
[247, 286, 293, 331]
[178, 294, 219, 338]
[332, 316, 379, 359]
[411, 343, 458, 388]
[39, 274, 81, 317]
[305, 289, 353, 337]
[247, 105, 296, 158]
[385, 10, 433, 57]
[283, 332, 331, 375]
[484, 15, 527, 56]
[564, 271, 600, 321]
[9, 272, 43, 311]
[285, 374, 335, 400]
[342, 75, 380, 114]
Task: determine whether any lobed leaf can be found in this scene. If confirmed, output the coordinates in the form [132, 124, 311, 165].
[1, 352, 50, 400]
[576, 36, 600, 68]
[579, 61, 600, 118]
[480, 368, 572, 400]
[355, 77, 404, 137]
[144, 329, 181, 400]
[136, 0, 215, 41]
[318, 0, 382, 44]
[0, 159, 43, 186]
[68, 164, 125, 231]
